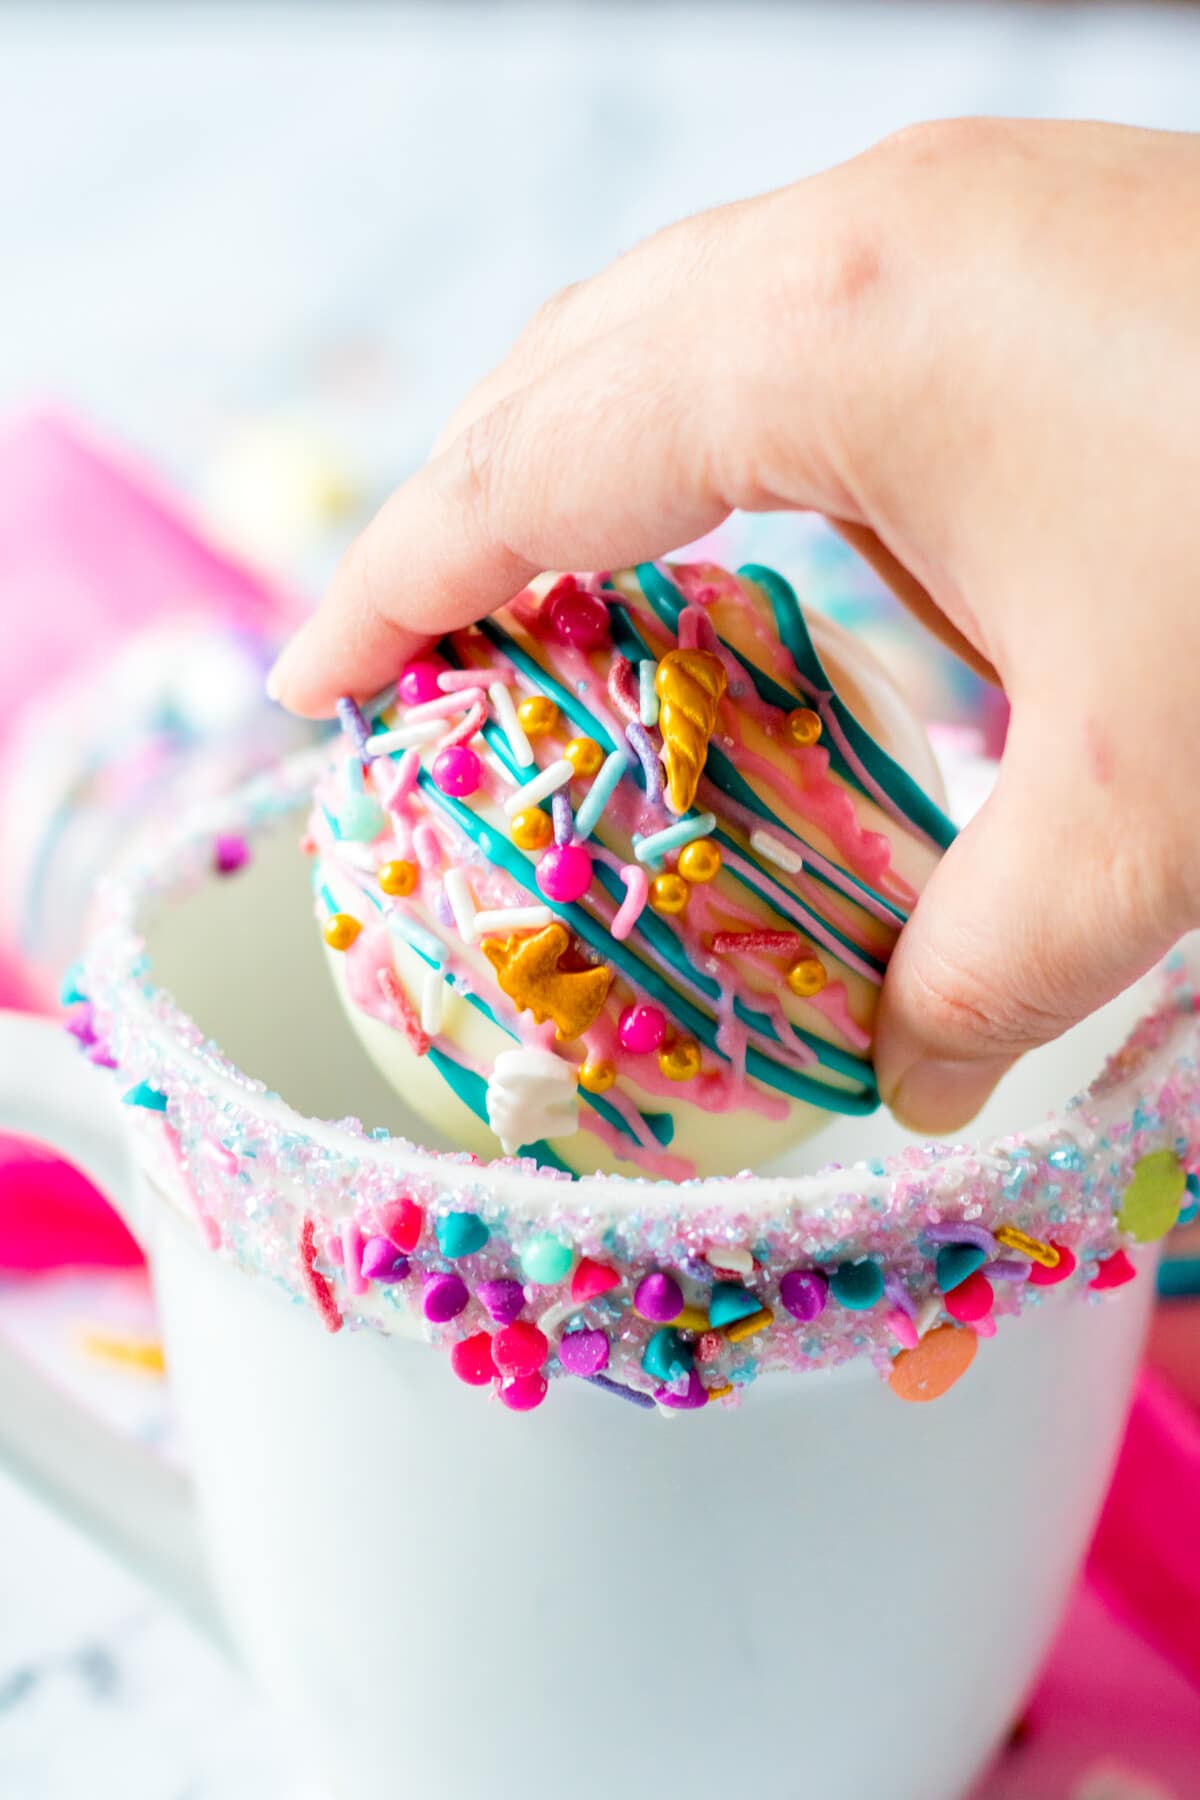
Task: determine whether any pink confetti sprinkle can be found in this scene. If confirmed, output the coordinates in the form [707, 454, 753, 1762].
[607, 655, 639, 722]
[612, 863, 648, 941]
[405, 688, 483, 722]
[377, 967, 431, 1056]
[385, 748, 421, 811]
[299, 1218, 342, 1334]
[438, 699, 487, 748]
[341, 1220, 367, 1297]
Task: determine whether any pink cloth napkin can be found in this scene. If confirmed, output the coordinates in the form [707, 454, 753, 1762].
[0, 408, 300, 1270]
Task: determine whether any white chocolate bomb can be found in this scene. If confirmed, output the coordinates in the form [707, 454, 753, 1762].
[310, 562, 951, 1179]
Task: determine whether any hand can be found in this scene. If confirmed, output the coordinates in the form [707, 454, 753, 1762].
[269, 118, 1200, 1132]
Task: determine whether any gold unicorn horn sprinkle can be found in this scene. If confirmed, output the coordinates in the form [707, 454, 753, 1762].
[654, 648, 728, 814]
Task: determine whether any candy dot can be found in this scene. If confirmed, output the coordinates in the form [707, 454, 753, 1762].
[559, 1328, 610, 1376]
[517, 695, 559, 738]
[678, 839, 722, 884]
[642, 1327, 694, 1384]
[1028, 1242, 1076, 1288]
[564, 736, 605, 778]
[787, 956, 827, 998]
[936, 1242, 987, 1294]
[779, 1269, 828, 1322]
[510, 807, 554, 852]
[649, 872, 689, 916]
[578, 1059, 616, 1094]
[450, 1332, 497, 1386]
[214, 834, 250, 875]
[323, 913, 362, 951]
[889, 1324, 977, 1404]
[635, 1271, 684, 1323]
[658, 1038, 701, 1082]
[435, 1211, 489, 1259]
[521, 1233, 574, 1287]
[708, 1282, 761, 1329]
[399, 661, 442, 705]
[498, 1372, 548, 1412]
[493, 1321, 549, 1377]
[423, 1272, 469, 1323]
[548, 584, 610, 651]
[476, 1278, 526, 1324]
[360, 1236, 410, 1282]
[536, 843, 593, 903]
[944, 1270, 994, 1324]
[571, 1258, 621, 1302]
[432, 745, 481, 798]
[1090, 1249, 1137, 1290]
[619, 1004, 667, 1055]
[655, 1370, 709, 1410]
[378, 860, 417, 897]
[1117, 1149, 1186, 1244]
[831, 1259, 884, 1311]
[785, 707, 823, 747]
[378, 1196, 424, 1252]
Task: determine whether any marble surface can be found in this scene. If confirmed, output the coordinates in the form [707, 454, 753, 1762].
[3, 4, 1200, 1794]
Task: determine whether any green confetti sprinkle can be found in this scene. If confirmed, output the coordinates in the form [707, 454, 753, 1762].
[1117, 1150, 1185, 1244]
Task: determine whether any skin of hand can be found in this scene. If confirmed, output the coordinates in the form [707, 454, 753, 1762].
[269, 118, 1200, 1135]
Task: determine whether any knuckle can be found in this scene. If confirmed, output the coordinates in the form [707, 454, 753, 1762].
[875, 115, 997, 167]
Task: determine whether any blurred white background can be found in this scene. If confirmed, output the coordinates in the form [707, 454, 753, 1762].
[2, 5, 1200, 1796]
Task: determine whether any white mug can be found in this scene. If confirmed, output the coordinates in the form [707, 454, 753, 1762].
[0, 755, 1179, 1800]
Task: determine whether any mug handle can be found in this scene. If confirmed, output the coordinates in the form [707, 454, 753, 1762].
[0, 1009, 224, 1645]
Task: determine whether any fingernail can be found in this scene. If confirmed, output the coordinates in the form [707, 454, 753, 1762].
[265, 627, 310, 707]
[885, 1055, 1013, 1136]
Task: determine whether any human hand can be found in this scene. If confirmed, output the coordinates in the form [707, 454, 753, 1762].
[269, 118, 1200, 1132]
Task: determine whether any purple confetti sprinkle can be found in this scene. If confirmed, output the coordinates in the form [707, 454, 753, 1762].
[779, 1269, 828, 1322]
[213, 834, 250, 876]
[423, 1271, 469, 1323]
[883, 1274, 917, 1320]
[552, 790, 574, 847]
[360, 1236, 410, 1282]
[587, 1373, 656, 1410]
[559, 1328, 610, 1376]
[985, 1258, 1033, 1283]
[477, 1278, 525, 1324]
[65, 1006, 97, 1047]
[923, 1221, 998, 1257]
[655, 1370, 709, 1410]
[625, 721, 663, 804]
[336, 696, 373, 760]
[87, 1046, 118, 1069]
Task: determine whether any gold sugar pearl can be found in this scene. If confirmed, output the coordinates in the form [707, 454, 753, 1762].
[510, 807, 554, 852]
[564, 736, 605, 779]
[785, 707, 823, 748]
[649, 872, 690, 916]
[659, 1038, 702, 1082]
[323, 913, 362, 951]
[787, 956, 827, 997]
[517, 695, 559, 738]
[677, 839, 722, 884]
[578, 1059, 617, 1094]
[378, 859, 417, 897]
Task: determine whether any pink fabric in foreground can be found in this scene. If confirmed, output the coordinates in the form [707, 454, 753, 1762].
[0, 407, 301, 1273]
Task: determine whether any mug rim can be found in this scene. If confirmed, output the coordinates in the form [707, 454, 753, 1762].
[78, 747, 1193, 1223]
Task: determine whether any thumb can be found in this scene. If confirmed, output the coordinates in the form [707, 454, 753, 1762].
[874, 718, 1186, 1134]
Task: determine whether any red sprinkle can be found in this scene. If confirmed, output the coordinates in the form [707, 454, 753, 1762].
[450, 1332, 497, 1386]
[944, 1270, 994, 1323]
[377, 968, 431, 1057]
[1028, 1242, 1077, 1288]
[1090, 1249, 1137, 1291]
[378, 1196, 424, 1253]
[570, 1258, 621, 1302]
[299, 1217, 343, 1334]
[695, 1331, 725, 1363]
[492, 1321, 549, 1377]
[710, 930, 804, 956]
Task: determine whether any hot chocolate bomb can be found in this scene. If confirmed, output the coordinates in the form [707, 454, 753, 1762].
[310, 562, 955, 1179]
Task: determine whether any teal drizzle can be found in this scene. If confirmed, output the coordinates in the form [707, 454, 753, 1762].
[415, 768, 877, 1115]
[635, 560, 956, 851]
[608, 600, 902, 945]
